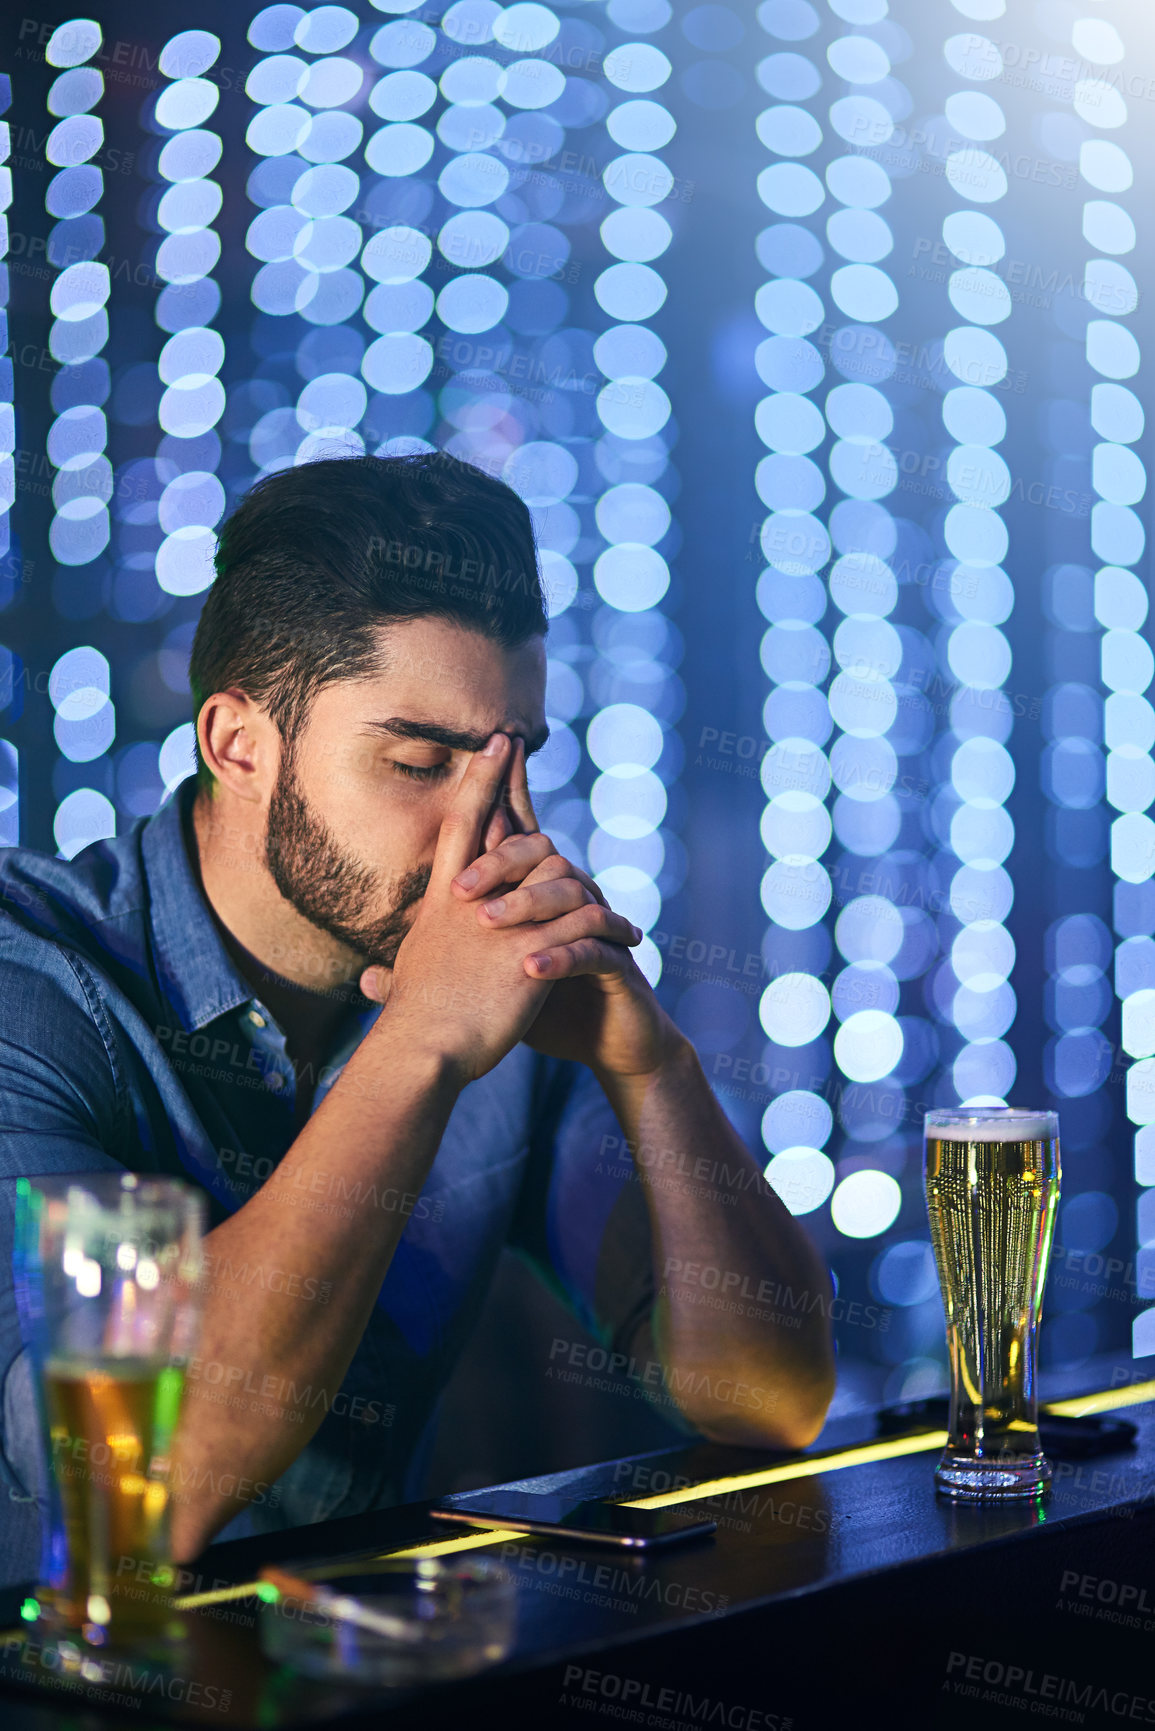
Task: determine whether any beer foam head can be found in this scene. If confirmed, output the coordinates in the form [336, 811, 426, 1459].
[928, 1113, 1055, 1141]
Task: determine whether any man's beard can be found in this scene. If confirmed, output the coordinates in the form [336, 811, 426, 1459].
[264, 751, 429, 971]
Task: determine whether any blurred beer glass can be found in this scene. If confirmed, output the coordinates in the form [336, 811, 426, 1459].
[14, 1173, 204, 1646]
[923, 1107, 1060, 1500]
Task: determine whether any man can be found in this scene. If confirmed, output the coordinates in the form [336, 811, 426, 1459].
[0, 453, 834, 1561]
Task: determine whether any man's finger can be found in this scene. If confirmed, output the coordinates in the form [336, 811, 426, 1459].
[506, 736, 539, 835]
[428, 732, 510, 891]
[452, 845, 608, 907]
[481, 882, 641, 940]
[557, 861, 607, 907]
[481, 796, 512, 856]
[524, 938, 638, 980]
[452, 833, 556, 897]
[516, 853, 609, 909]
[516, 901, 642, 950]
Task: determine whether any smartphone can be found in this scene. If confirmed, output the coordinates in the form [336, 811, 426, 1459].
[430, 1490, 716, 1550]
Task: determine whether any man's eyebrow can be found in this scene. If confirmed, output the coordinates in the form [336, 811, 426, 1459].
[363, 718, 551, 756]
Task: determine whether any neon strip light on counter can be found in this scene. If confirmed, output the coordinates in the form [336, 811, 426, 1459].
[171, 1380, 1155, 1609]
[1046, 1380, 1155, 1417]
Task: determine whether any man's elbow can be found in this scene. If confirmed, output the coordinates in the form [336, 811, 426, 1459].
[764, 1364, 836, 1451]
[670, 1351, 836, 1454]
[782, 1332, 837, 1447]
[701, 1382, 833, 1453]
[789, 1329, 838, 1445]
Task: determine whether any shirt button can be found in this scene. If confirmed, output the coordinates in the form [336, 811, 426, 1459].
[267, 1072, 285, 1092]
[249, 1010, 267, 1029]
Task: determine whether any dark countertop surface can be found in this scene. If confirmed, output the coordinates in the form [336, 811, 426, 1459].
[1, 1374, 1153, 1730]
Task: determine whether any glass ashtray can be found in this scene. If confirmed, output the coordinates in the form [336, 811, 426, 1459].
[257, 1556, 517, 1685]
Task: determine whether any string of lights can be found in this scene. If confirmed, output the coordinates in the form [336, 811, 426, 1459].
[754, 0, 840, 1230]
[934, 7, 1018, 1112]
[146, 29, 228, 811]
[41, 17, 117, 859]
[754, 0, 914, 1247]
[1050, 13, 1155, 1360]
[585, 4, 681, 983]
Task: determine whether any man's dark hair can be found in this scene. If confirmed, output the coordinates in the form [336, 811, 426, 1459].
[188, 451, 547, 786]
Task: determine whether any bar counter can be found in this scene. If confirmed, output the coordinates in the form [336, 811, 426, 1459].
[2, 1375, 1154, 1731]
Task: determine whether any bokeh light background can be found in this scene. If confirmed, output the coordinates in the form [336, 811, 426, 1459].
[1, 0, 1154, 1415]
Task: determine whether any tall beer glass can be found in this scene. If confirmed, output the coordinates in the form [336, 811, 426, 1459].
[14, 1173, 204, 1647]
[924, 1107, 1060, 1500]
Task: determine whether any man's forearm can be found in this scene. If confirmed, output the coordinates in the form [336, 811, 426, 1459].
[595, 1036, 836, 1451]
[170, 1019, 462, 1559]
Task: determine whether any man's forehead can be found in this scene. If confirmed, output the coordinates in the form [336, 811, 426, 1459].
[343, 621, 547, 747]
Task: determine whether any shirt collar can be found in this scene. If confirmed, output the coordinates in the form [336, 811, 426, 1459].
[141, 776, 254, 1033]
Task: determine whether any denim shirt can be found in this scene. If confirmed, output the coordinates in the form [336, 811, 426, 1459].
[0, 778, 662, 1542]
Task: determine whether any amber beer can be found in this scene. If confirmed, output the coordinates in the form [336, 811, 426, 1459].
[44, 1358, 185, 1636]
[16, 1174, 203, 1658]
[924, 1109, 1060, 1500]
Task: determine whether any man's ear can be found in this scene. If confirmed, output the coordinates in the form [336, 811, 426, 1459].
[196, 688, 274, 803]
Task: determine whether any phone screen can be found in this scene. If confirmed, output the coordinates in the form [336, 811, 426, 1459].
[431, 1491, 715, 1548]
